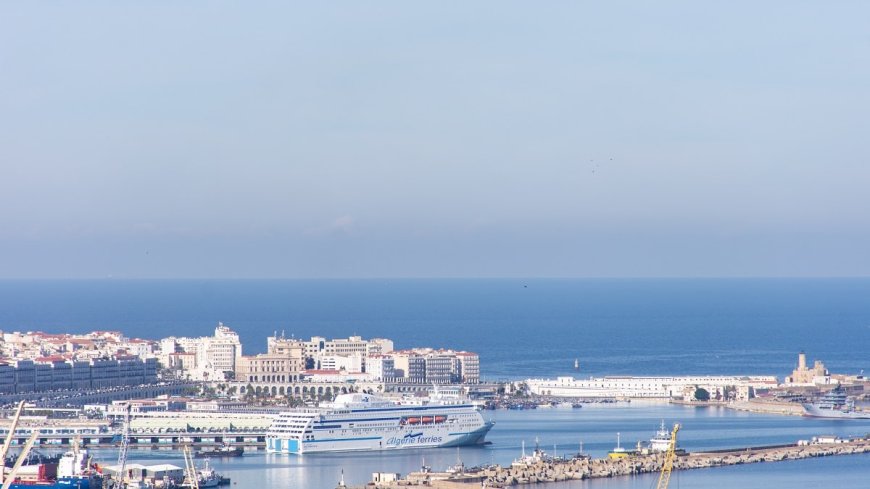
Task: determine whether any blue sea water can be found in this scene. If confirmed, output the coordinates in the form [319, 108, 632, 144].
[0, 278, 867, 379]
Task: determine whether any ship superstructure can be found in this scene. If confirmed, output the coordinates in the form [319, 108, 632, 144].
[267, 393, 494, 453]
[802, 385, 869, 419]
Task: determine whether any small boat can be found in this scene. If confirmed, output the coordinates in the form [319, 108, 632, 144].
[194, 444, 244, 458]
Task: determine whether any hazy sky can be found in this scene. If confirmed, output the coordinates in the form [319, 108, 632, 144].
[1, 2, 869, 278]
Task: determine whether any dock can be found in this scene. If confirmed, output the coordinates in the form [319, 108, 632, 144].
[0, 431, 267, 450]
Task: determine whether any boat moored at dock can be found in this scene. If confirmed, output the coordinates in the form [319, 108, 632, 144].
[802, 385, 870, 419]
[266, 393, 494, 454]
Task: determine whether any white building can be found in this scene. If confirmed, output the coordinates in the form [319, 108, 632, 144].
[455, 352, 480, 383]
[526, 375, 777, 399]
[303, 336, 393, 360]
[159, 323, 242, 381]
[365, 355, 396, 381]
[317, 353, 364, 373]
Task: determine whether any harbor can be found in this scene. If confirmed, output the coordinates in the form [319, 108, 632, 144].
[54, 401, 869, 489]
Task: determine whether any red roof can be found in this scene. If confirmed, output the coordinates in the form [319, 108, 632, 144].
[35, 355, 67, 363]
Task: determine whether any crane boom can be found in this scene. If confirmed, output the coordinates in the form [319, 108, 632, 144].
[1, 430, 40, 489]
[0, 401, 26, 484]
[182, 444, 199, 489]
[655, 423, 680, 489]
[115, 404, 132, 488]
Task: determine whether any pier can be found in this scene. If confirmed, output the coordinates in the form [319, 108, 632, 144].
[364, 437, 870, 488]
[0, 431, 267, 450]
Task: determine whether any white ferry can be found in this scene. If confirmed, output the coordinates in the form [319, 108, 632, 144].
[266, 393, 494, 454]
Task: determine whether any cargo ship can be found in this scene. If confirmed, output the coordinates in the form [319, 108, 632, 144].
[5, 446, 102, 489]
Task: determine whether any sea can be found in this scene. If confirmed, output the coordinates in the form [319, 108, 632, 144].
[0, 278, 868, 487]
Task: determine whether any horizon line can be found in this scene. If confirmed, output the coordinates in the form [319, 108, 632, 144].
[1, 276, 869, 281]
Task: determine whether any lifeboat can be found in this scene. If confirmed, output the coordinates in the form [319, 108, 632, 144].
[434, 416, 447, 424]
[406, 417, 421, 425]
[421, 416, 434, 424]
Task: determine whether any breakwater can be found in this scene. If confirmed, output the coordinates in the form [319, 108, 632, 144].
[366, 438, 870, 488]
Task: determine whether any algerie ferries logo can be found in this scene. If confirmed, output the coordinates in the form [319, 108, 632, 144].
[386, 432, 443, 446]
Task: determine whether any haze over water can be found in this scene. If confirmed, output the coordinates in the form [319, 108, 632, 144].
[0, 278, 867, 379]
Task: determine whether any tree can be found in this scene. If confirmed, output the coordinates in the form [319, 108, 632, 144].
[694, 387, 710, 401]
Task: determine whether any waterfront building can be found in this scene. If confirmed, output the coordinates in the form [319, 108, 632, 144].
[232, 334, 384, 399]
[526, 375, 777, 399]
[389, 349, 480, 385]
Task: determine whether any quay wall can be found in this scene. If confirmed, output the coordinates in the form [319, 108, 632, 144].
[726, 399, 806, 416]
[367, 439, 870, 488]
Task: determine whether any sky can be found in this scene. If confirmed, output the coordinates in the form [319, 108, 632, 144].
[1, 2, 869, 278]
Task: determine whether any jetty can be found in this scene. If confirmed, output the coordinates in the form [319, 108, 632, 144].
[363, 437, 870, 488]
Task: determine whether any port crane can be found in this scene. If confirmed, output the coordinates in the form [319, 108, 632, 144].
[1, 431, 41, 489]
[655, 423, 680, 489]
[182, 444, 200, 489]
[0, 401, 25, 485]
[114, 404, 132, 488]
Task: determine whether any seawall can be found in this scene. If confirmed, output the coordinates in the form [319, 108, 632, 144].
[365, 438, 870, 488]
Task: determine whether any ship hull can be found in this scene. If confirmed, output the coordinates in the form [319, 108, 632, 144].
[268, 421, 493, 454]
[802, 404, 870, 419]
[8, 476, 101, 489]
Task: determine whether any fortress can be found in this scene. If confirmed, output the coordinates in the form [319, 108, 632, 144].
[785, 351, 829, 385]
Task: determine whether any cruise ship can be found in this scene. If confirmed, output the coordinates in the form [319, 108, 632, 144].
[802, 385, 870, 419]
[266, 393, 494, 453]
